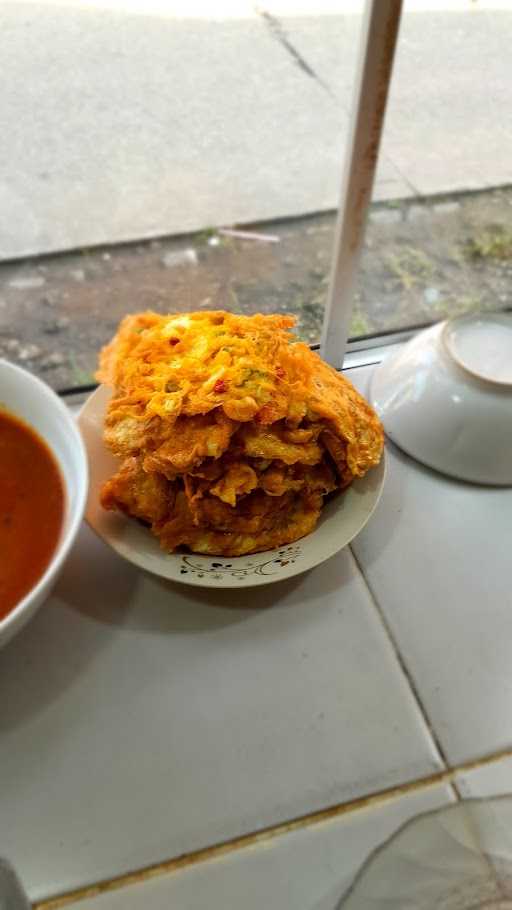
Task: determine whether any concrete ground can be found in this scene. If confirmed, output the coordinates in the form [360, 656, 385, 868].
[1, 1, 512, 259]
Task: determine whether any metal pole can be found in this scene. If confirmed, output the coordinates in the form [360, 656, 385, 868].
[321, 0, 404, 368]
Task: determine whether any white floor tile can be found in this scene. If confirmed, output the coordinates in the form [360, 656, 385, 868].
[350, 368, 512, 766]
[65, 784, 454, 910]
[0, 524, 441, 902]
[456, 756, 512, 800]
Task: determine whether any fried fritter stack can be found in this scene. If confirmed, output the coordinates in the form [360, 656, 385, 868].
[97, 311, 383, 556]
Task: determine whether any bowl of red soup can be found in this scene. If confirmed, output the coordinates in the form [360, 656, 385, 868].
[0, 359, 88, 647]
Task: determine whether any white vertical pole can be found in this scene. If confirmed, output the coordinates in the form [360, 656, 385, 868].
[321, 0, 403, 368]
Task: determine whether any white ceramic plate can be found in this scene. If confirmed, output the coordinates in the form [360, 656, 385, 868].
[78, 385, 385, 588]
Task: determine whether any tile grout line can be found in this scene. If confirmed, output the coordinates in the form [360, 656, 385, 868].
[349, 544, 452, 774]
[349, 546, 466, 811]
[35, 747, 512, 910]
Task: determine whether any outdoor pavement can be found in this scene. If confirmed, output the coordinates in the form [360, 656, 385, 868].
[1, 1, 512, 259]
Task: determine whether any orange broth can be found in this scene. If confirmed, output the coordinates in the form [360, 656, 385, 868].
[0, 410, 65, 618]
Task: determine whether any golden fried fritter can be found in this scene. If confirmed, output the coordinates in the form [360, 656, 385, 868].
[97, 311, 384, 556]
[101, 457, 173, 524]
[238, 423, 322, 466]
[155, 490, 322, 557]
[258, 461, 336, 498]
[97, 311, 383, 469]
[209, 462, 259, 506]
[143, 412, 238, 479]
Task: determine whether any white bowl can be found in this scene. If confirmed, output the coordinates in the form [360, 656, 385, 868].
[370, 312, 512, 486]
[0, 360, 88, 647]
[79, 384, 386, 588]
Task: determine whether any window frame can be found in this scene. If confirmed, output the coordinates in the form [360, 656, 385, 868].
[320, 0, 404, 369]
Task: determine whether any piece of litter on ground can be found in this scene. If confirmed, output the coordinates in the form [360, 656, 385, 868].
[433, 201, 460, 216]
[18, 343, 43, 361]
[371, 208, 401, 225]
[70, 268, 85, 282]
[9, 275, 45, 290]
[407, 205, 429, 221]
[40, 352, 67, 370]
[161, 249, 198, 268]
[43, 317, 70, 335]
[424, 287, 440, 305]
[218, 228, 280, 243]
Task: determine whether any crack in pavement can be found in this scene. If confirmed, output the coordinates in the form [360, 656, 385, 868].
[256, 7, 336, 98]
[254, 7, 415, 197]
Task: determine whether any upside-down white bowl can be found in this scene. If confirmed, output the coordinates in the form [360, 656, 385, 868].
[370, 312, 512, 486]
[0, 360, 88, 648]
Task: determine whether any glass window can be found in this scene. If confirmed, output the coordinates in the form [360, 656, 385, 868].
[1, 1, 510, 393]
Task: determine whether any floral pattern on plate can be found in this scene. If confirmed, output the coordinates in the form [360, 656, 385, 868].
[179, 545, 302, 581]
